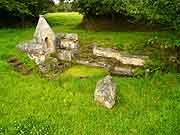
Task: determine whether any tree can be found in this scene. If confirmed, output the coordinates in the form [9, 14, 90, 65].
[0, 0, 54, 26]
[75, 0, 180, 29]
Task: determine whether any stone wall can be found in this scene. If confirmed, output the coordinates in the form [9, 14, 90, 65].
[93, 46, 146, 66]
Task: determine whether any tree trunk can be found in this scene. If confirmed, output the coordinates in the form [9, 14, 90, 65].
[21, 15, 25, 28]
[176, 46, 180, 72]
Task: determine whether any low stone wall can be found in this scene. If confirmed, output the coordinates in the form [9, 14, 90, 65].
[93, 46, 146, 66]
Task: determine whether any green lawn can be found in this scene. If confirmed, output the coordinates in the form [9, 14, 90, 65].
[45, 13, 157, 50]
[0, 12, 180, 135]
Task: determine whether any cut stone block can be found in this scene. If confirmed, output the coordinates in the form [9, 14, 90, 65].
[56, 33, 79, 50]
[57, 50, 77, 61]
[75, 59, 133, 76]
[93, 46, 146, 66]
[110, 66, 133, 76]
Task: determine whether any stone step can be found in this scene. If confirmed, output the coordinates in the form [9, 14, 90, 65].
[7, 57, 31, 75]
[75, 59, 133, 76]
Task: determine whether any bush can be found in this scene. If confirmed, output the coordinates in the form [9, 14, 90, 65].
[48, 2, 79, 13]
[75, 0, 180, 29]
[57, 3, 73, 12]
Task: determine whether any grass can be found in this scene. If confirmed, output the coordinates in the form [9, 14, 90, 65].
[45, 13, 155, 50]
[0, 12, 180, 135]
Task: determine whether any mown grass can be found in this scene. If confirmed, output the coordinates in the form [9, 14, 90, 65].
[0, 12, 180, 135]
[45, 13, 155, 50]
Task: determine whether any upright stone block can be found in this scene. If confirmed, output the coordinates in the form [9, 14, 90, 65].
[95, 75, 116, 109]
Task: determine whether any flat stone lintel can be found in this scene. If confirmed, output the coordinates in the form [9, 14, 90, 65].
[110, 66, 133, 76]
[93, 46, 147, 66]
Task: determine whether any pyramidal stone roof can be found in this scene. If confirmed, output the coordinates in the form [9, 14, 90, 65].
[16, 16, 57, 64]
[33, 15, 55, 42]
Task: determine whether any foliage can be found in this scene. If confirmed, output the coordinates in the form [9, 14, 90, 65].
[48, 1, 79, 13]
[56, 3, 73, 12]
[0, 0, 54, 17]
[0, 0, 54, 26]
[75, 0, 180, 29]
[143, 35, 180, 74]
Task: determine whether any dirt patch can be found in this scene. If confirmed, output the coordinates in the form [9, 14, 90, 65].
[7, 57, 31, 75]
